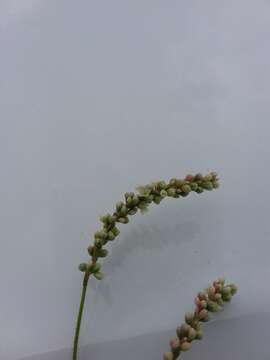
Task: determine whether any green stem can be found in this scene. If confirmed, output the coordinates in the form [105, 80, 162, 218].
[73, 273, 90, 360]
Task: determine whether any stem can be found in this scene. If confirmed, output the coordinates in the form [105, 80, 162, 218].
[73, 273, 90, 360]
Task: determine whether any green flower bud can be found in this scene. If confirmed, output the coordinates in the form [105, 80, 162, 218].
[195, 187, 204, 193]
[207, 301, 220, 312]
[163, 352, 174, 360]
[97, 230, 107, 239]
[222, 294, 232, 302]
[87, 245, 95, 256]
[94, 238, 103, 248]
[202, 181, 213, 190]
[97, 249, 108, 258]
[93, 271, 104, 280]
[111, 227, 120, 236]
[228, 284, 238, 295]
[167, 188, 176, 197]
[182, 184, 191, 193]
[126, 197, 133, 206]
[128, 208, 137, 215]
[175, 179, 185, 187]
[169, 178, 177, 186]
[132, 195, 139, 205]
[99, 214, 110, 224]
[118, 217, 129, 224]
[136, 185, 152, 197]
[196, 329, 203, 340]
[213, 181, 219, 189]
[203, 174, 213, 182]
[190, 182, 198, 191]
[180, 191, 189, 197]
[78, 263, 88, 272]
[89, 262, 101, 273]
[158, 181, 167, 190]
[116, 202, 124, 211]
[160, 189, 167, 198]
[120, 205, 128, 216]
[221, 286, 231, 296]
[180, 341, 191, 351]
[107, 231, 115, 241]
[153, 196, 162, 204]
[185, 312, 194, 325]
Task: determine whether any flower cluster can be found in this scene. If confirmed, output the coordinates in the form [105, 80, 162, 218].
[78, 172, 219, 279]
[163, 279, 238, 360]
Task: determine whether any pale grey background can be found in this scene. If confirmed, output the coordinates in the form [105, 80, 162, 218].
[1, 0, 270, 359]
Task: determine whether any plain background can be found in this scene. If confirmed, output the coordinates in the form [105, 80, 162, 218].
[1, 1, 270, 359]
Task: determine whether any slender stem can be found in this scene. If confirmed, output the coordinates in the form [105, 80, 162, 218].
[73, 272, 90, 360]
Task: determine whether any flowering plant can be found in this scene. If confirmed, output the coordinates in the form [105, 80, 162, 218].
[72, 172, 223, 360]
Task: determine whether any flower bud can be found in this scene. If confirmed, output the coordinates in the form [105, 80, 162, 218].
[198, 309, 209, 321]
[118, 217, 129, 224]
[177, 324, 190, 338]
[198, 291, 207, 300]
[182, 184, 191, 193]
[132, 195, 139, 205]
[163, 352, 174, 360]
[188, 328, 197, 341]
[126, 197, 133, 206]
[167, 188, 176, 197]
[120, 205, 128, 216]
[208, 286, 216, 297]
[93, 271, 104, 280]
[204, 174, 213, 182]
[196, 330, 203, 340]
[218, 278, 225, 286]
[214, 293, 222, 301]
[180, 341, 191, 351]
[107, 231, 116, 241]
[185, 312, 194, 325]
[170, 337, 180, 354]
[195, 187, 204, 193]
[213, 181, 219, 189]
[128, 208, 137, 215]
[160, 189, 167, 198]
[202, 181, 213, 190]
[97, 249, 108, 258]
[111, 227, 120, 236]
[169, 178, 177, 186]
[190, 182, 198, 191]
[228, 284, 238, 295]
[116, 202, 124, 211]
[99, 214, 110, 224]
[94, 238, 103, 248]
[153, 196, 162, 204]
[194, 173, 203, 181]
[89, 262, 101, 273]
[185, 174, 194, 182]
[222, 294, 232, 302]
[199, 300, 207, 309]
[87, 245, 95, 256]
[78, 263, 88, 272]
[207, 300, 220, 312]
[221, 286, 231, 296]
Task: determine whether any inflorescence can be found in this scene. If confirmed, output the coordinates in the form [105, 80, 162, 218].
[163, 279, 238, 360]
[78, 172, 219, 280]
